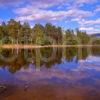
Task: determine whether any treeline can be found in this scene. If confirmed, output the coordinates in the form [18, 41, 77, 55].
[0, 19, 99, 45]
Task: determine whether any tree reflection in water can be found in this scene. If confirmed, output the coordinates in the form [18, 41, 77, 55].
[0, 47, 99, 73]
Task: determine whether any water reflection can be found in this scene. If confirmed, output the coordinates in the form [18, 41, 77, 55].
[0, 47, 100, 100]
[0, 47, 99, 73]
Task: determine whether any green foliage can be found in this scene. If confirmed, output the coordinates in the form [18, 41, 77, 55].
[76, 29, 90, 44]
[92, 38, 100, 45]
[65, 29, 78, 45]
[0, 19, 98, 45]
[32, 24, 45, 45]
[45, 23, 62, 44]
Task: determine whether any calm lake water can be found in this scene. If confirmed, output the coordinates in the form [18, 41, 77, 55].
[0, 47, 100, 100]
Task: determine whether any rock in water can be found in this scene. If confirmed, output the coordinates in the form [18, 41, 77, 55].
[0, 86, 7, 94]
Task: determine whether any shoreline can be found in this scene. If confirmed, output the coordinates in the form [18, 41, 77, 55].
[0, 44, 99, 49]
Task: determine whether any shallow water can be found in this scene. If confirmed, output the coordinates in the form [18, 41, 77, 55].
[0, 47, 100, 100]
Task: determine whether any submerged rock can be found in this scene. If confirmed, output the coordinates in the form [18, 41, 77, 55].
[24, 84, 30, 91]
[0, 86, 7, 94]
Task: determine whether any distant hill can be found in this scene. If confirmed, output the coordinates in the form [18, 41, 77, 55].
[91, 33, 100, 38]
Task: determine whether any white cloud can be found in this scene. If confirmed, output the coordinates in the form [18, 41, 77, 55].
[95, 6, 100, 12]
[14, 0, 94, 23]
[15, 5, 92, 22]
[71, 18, 100, 34]
[79, 18, 100, 26]
[80, 27, 94, 31]
[71, 18, 100, 26]
[15, 3, 95, 35]
[80, 27, 100, 34]
[76, 0, 97, 4]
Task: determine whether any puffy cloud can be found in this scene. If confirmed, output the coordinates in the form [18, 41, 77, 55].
[80, 27, 100, 34]
[15, 9, 67, 21]
[0, 0, 98, 7]
[79, 19, 100, 26]
[26, 0, 98, 9]
[27, 0, 66, 8]
[14, 0, 94, 22]
[71, 18, 100, 34]
[0, 0, 67, 8]
[76, 0, 97, 4]
[15, 5, 92, 22]
[95, 6, 100, 12]
[79, 19, 100, 34]
[71, 18, 100, 27]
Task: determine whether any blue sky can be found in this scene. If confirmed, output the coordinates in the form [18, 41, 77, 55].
[0, 0, 100, 34]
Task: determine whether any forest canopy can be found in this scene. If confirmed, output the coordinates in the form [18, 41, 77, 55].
[0, 19, 99, 45]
